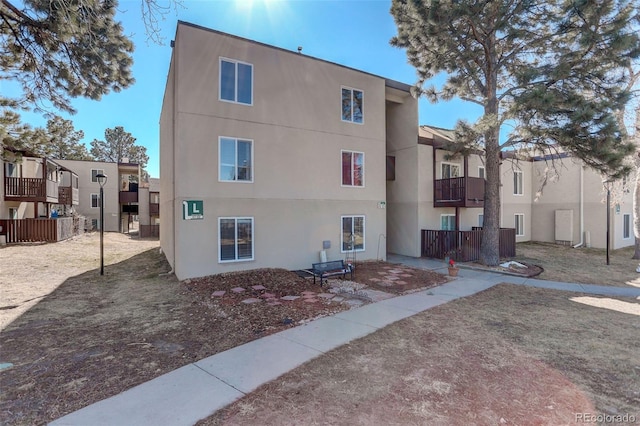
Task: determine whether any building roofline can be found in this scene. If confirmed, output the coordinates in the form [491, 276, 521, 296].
[176, 21, 412, 93]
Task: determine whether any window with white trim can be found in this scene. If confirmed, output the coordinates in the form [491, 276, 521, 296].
[219, 217, 254, 262]
[478, 166, 485, 179]
[478, 214, 484, 227]
[515, 213, 525, 236]
[341, 150, 364, 187]
[219, 137, 253, 182]
[341, 215, 365, 252]
[219, 58, 253, 105]
[8, 207, 18, 219]
[91, 193, 99, 208]
[91, 169, 104, 183]
[341, 87, 363, 123]
[623, 214, 631, 239]
[441, 162, 460, 179]
[441, 214, 456, 231]
[5, 163, 19, 178]
[514, 170, 523, 195]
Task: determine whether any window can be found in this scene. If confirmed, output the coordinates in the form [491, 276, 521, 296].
[515, 214, 524, 236]
[623, 214, 631, 239]
[5, 163, 19, 178]
[8, 208, 18, 219]
[219, 137, 253, 182]
[513, 170, 523, 195]
[478, 166, 485, 179]
[91, 193, 99, 208]
[219, 217, 254, 262]
[341, 150, 364, 187]
[441, 163, 460, 179]
[342, 215, 365, 252]
[341, 87, 363, 123]
[91, 169, 104, 183]
[441, 214, 456, 231]
[219, 58, 253, 105]
[478, 214, 484, 227]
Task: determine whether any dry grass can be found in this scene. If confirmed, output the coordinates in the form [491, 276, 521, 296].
[203, 285, 640, 425]
[514, 242, 640, 287]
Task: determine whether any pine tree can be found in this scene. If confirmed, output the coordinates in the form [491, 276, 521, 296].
[391, 0, 640, 265]
[1, 0, 135, 113]
[25, 115, 92, 160]
[90, 126, 149, 171]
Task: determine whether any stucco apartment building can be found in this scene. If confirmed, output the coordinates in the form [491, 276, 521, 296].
[55, 159, 141, 233]
[161, 22, 631, 280]
[386, 124, 632, 258]
[160, 21, 417, 280]
[1, 149, 79, 220]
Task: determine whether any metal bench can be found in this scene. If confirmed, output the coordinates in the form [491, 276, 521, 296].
[311, 260, 353, 286]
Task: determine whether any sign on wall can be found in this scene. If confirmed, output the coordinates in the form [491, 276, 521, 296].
[183, 200, 203, 220]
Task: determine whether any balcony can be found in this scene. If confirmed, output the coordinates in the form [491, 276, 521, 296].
[58, 186, 79, 206]
[434, 176, 485, 208]
[5, 177, 59, 203]
[119, 191, 139, 203]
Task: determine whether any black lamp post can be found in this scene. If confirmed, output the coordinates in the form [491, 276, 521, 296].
[96, 173, 107, 275]
[603, 179, 611, 265]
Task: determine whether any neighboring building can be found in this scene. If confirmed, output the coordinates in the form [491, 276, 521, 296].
[1, 149, 79, 219]
[139, 177, 160, 238]
[387, 124, 631, 258]
[160, 21, 417, 280]
[55, 159, 140, 232]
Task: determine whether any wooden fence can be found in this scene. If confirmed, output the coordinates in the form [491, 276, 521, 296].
[0, 217, 84, 244]
[421, 228, 516, 262]
[139, 224, 160, 238]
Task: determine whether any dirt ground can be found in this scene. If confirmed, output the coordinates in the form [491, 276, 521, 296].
[0, 233, 446, 425]
[1, 235, 638, 425]
[203, 285, 640, 425]
[515, 242, 640, 287]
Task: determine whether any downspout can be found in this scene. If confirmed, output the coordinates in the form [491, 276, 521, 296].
[573, 164, 584, 248]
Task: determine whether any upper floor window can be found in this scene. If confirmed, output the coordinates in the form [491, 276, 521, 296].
[91, 169, 104, 183]
[441, 162, 460, 179]
[513, 170, 523, 195]
[219, 137, 253, 182]
[478, 166, 485, 179]
[341, 87, 363, 123]
[91, 193, 99, 208]
[5, 163, 19, 178]
[220, 58, 253, 105]
[342, 150, 364, 187]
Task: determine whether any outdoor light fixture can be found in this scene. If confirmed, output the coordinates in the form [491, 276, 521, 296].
[603, 179, 611, 266]
[96, 173, 108, 275]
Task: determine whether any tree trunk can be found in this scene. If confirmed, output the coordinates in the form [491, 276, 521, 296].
[480, 126, 501, 266]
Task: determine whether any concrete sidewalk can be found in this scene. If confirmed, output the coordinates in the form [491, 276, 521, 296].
[50, 256, 640, 426]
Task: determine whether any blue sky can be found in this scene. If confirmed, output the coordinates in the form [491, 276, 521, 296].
[9, 0, 483, 178]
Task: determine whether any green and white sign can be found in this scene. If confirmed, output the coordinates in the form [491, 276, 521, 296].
[182, 200, 203, 220]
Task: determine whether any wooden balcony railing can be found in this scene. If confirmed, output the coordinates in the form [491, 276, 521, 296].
[119, 191, 138, 203]
[421, 228, 516, 261]
[5, 177, 45, 199]
[58, 186, 80, 205]
[434, 176, 485, 208]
